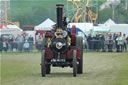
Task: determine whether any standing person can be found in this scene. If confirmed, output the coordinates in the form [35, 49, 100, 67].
[126, 36, 128, 43]
[95, 33, 100, 51]
[0, 36, 3, 52]
[28, 35, 34, 51]
[105, 33, 110, 52]
[113, 33, 118, 52]
[100, 34, 105, 52]
[8, 35, 14, 51]
[113, 33, 117, 50]
[126, 36, 128, 51]
[22, 33, 26, 42]
[87, 34, 93, 50]
[104, 33, 109, 52]
[16, 35, 24, 52]
[116, 33, 123, 52]
[107, 33, 113, 52]
[23, 40, 30, 52]
[16, 35, 20, 51]
[37, 35, 43, 51]
[99, 34, 103, 51]
[13, 37, 18, 52]
[122, 34, 127, 52]
[2, 37, 8, 52]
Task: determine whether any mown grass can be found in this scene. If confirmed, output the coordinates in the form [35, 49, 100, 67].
[112, 53, 128, 85]
[0, 52, 128, 85]
[1, 52, 40, 78]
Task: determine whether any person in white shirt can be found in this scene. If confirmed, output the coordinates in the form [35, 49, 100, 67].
[116, 33, 123, 52]
[23, 40, 30, 52]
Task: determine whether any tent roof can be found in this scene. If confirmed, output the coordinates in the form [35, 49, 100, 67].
[0, 25, 22, 31]
[104, 18, 115, 26]
[7, 25, 20, 28]
[7, 25, 23, 31]
[110, 24, 128, 36]
[0, 25, 23, 36]
[93, 26, 111, 32]
[34, 18, 55, 30]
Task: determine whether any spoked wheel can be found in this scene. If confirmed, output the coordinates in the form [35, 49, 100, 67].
[41, 50, 46, 77]
[76, 37, 83, 74]
[73, 50, 77, 77]
[46, 64, 51, 74]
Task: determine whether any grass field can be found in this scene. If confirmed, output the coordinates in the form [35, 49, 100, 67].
[1, 51, 128, 85]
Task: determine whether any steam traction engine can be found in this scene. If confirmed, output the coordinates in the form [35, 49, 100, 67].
[41, 4, 83, 77]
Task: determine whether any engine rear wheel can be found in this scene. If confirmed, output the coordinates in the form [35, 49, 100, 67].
[41, 50, 46, 77]
[76, 36, 83, 74]
[73, 50, 77, 77]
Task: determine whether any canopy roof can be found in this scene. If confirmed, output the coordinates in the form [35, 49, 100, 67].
[7, 25, 23, 31]
[0, 25, 23, 36]
[93, 26, 111, 32]
[34, 18, 55, 30]
[104, 18, 115, 26]
[90, 25, 111, 36]
[110, 24, 128, 36]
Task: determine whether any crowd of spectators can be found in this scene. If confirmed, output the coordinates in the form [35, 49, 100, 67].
[0, 32, 128, 53]
[87, 32, 128, 52]
[0, 34, 34, 52]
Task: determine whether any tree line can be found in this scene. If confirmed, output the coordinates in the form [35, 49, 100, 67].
[10, 0, 128, 28]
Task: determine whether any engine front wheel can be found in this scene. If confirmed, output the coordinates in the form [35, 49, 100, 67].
[41, 50, 46, 77]
[73, 50, 77, 77]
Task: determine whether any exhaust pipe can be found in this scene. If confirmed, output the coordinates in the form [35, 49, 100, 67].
[56, 4, 64, 29]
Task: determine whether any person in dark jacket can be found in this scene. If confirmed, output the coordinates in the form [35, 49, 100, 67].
[28, 35, 34, 51]
[100, 34, 105, 52]
[126, 36, 128, 43]
[107, 33, 113, 52]
[8, 35, 14, 51]
[93, 33, 100, 51]
[87, 34, 93, 50]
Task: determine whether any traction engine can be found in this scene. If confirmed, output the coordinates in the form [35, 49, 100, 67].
[41, 4, 83, 77]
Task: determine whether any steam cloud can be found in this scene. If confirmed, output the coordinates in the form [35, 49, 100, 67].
[100, 0, 120, 11]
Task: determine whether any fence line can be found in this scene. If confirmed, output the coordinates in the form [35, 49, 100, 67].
[0, 40, 127, 52]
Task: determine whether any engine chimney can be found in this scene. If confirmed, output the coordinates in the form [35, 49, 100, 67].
[56, 4, 64, 29]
